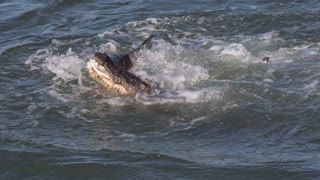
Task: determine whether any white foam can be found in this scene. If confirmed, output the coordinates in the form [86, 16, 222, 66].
[97, 28, 127, 38]
[26, 47, 86, 82]
[41, 48, 85, 82]
[132, 42, 209, 92]
[209, 45, 225, 52]
[135, 86, 223, 105]
[304, 79, 319, 90]
[129, 41, 216, 104]
[101, 97, 130, 106]
[249, 5, 257, 10]
[99, 41, 119, 53]
[174, 116, 208, 131]
[302, 79, 319, 98]
[175, 88, 222, 103]
[220, 43, 250, 59]
[263, 78, 274, 84]
[230, 7, 238, 10]
[146, 18, 161, 25]
[118, 132, 137, 139]
[25, 49, 52, 70]
[86, 39, 217, 104]
[97, 31, 113, 38]
[256, 31, 280, 41]
[47, 89, 70, 103]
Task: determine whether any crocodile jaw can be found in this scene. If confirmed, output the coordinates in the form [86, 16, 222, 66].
[87, 59, 131, 94]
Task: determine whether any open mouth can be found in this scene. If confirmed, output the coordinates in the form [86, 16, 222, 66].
[88, 58, 127, 93]
[88, 52, 152, 95]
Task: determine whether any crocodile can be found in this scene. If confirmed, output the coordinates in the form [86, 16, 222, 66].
[88, 36, 153, 94]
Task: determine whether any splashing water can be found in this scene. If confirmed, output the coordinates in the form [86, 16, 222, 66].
[21, 14, 320, 171]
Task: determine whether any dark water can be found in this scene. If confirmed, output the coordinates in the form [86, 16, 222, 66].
[1, 0, 320, 179]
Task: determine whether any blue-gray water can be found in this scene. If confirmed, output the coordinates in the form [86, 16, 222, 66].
[1, 0, 320, 179]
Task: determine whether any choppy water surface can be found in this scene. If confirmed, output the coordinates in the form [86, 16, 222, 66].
[1, 0, 320, 179]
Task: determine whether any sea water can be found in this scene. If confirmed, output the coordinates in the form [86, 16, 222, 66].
[1, 0, 320, 179]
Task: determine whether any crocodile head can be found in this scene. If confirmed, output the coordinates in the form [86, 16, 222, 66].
[88, 52, 152, 94]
